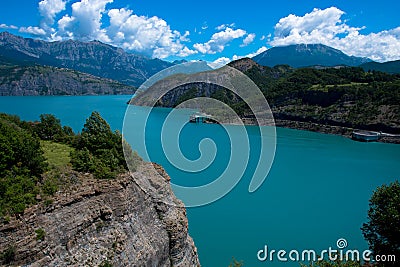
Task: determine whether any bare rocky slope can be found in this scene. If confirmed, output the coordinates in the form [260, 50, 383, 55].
[0, 65, 136, 96]
[0, 162, 200, 267]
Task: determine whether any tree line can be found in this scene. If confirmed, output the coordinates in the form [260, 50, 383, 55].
[0, 111, 139, 218]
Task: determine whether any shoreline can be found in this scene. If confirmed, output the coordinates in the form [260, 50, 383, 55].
[127, 102, 400, 144]
[274, 119, 400, 144]
[216, 115, 400, 144]
[188, 114, 400, 144]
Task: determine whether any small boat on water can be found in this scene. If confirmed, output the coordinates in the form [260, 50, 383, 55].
[352, 130, 381, 142]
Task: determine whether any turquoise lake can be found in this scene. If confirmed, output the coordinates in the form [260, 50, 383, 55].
[1, 95, 399, 267]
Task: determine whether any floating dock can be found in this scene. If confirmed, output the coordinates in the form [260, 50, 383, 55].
[189, 113, 218, 124]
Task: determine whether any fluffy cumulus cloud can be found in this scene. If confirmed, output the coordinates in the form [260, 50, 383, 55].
[19, 26, 47, 36]
[38, 0, 66, 31]
[209, 57, 231, 68]
[106, 8, 197, 58]
[241, 33, 256, 47]
[56, 0, 113, 41]
[9, 0, 258, 60]
[271, 7, 400, 62]
[194, 27, 247, 54]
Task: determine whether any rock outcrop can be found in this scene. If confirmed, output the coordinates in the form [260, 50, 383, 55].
[0, 162, 200, 267]
[0, 65, 136, 96]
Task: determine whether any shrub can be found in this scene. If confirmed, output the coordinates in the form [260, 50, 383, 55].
[71, 112, 137, 179]
[34, 114, 75, 143]
[70, 148, 94, 173]
[35, 228, 45, 241]
[35, 114, 63, 141]
[42, 176, 59, 196]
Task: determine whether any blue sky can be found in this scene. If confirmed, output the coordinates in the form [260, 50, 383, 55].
[1, 0, 400, 63]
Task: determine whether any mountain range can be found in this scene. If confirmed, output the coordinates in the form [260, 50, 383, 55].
[1, 32, 400, 97]
[252, 43, 372, 68]
[0, 32, 173, 87]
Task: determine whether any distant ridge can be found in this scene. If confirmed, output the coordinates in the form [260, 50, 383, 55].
[360, 60, 400, 74]
[0, 32, 173, 87]
[253, 44, 372, 68]
[0, 64, 136, 96]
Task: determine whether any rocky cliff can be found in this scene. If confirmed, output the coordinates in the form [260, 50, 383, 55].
[0, 162, 200, 267]
[0, 65, 136, 96]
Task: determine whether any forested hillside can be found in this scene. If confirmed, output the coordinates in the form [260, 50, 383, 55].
[229, 58, 400, 133]
[142, 58, 400, 135]
[0, 112, 137, 217]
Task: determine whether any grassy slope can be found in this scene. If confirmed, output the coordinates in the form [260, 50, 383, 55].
[41, 141, 74, 169]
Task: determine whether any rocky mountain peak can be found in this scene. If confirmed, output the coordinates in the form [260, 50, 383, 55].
[0, 32, 173, 87]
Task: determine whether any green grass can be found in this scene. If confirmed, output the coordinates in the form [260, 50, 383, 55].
[41, 141, 74, 169]
[310, 82, 369, 92]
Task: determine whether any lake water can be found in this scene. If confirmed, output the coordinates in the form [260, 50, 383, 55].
[1, 95, 399, 267]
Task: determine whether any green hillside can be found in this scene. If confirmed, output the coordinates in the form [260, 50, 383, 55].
[232, 59, 400, 133]
[360, 60, 400, 74]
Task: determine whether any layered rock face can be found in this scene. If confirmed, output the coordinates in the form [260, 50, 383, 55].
[0, 65, 136, 96]
[0, 163, 200, 267]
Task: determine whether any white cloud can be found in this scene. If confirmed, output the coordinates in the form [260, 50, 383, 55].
[211, 46, 268, 68]
[241, 33, 256, 47]
[216, 23, 235, 31]
[38, 0, 66, 31]
[0, 24, 18, 30]
[51, 0, 195, 58]
[271, 7, 400, 62]
[15, 0, 195, 59]
[106, 8, 194, 59]
[216, 25, 225, 31]
[180, 30, 190, 42]
[194, 27, 247, 54]
[57, 15, 74, 33]
[62, 0, 113, 40]
[19, 26, 47, 36]
[11, 1, 259, 60]
[209, 57, 231, 68]
[245, 46, 268, 58]
[231, 46, 268, 61]
[177, 46, 198, 57]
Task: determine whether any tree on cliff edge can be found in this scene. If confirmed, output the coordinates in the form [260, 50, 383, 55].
[71, 111, 131, 179]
